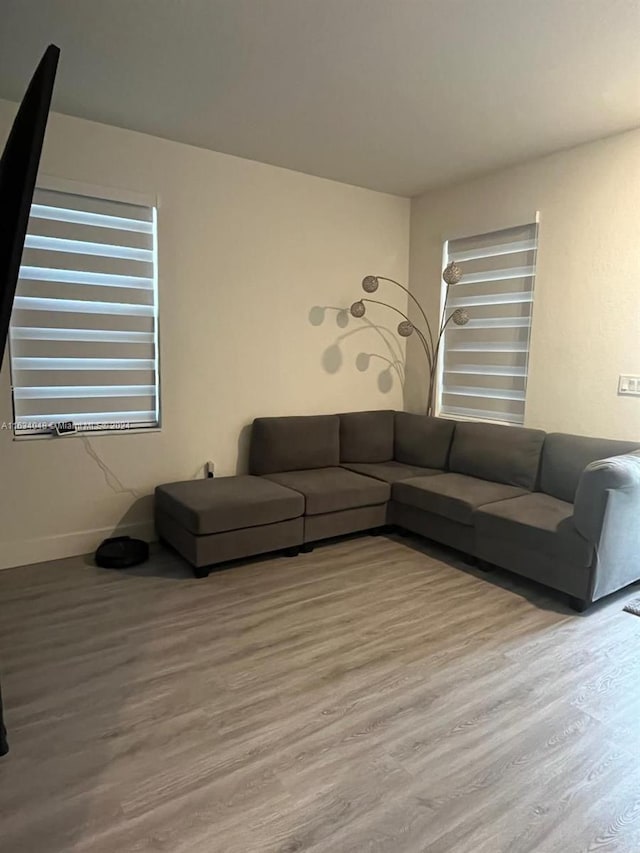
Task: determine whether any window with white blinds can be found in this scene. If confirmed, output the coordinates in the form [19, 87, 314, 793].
[9, 184, 160, 436]
[439, 222, 538, 425]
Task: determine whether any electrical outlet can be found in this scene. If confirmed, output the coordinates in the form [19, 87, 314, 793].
[205, 461, 215, 479]
[618, 375, 640, 396]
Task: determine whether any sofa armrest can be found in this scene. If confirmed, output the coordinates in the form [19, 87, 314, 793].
[574, 451, 640, 542]
[573, 450, 640, 601]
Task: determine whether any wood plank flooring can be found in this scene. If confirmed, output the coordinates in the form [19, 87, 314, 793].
[1, 534, 640, 852]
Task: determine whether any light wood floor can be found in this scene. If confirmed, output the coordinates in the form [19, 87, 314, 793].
[1, 534, 640, 853]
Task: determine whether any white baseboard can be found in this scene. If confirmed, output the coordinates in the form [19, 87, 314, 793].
[0, 520, 157, 571]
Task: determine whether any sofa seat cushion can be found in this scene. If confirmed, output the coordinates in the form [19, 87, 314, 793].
[263, 467, 390, 516]
[155, 475, 304, 536]
[475, 492, 593, 568]
[392, 473, 528, 526]
[341, 461, 442, 484]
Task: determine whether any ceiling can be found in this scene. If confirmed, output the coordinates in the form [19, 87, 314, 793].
[0, 0, 639, 197]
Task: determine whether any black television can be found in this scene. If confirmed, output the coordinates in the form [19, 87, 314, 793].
[0, 44, 60, 757]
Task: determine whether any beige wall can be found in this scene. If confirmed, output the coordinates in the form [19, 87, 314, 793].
[0, 101, 409, 570]
[408, 129, 640, 441]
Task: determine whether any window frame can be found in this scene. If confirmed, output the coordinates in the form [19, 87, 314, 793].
[435, 215, 539, 427]
[8, 176, 162, 440]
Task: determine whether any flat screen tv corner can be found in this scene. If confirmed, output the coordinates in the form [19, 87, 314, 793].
[0, 43, 61, 757]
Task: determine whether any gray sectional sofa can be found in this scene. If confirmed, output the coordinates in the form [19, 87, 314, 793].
[156, 410, 640, 612]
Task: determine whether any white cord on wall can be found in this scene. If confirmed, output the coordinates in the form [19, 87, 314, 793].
[79, 435, 141, 500]
[78, 435, 204, 498]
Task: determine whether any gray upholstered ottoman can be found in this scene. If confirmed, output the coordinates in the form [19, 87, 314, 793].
[155, 475, 305, 577]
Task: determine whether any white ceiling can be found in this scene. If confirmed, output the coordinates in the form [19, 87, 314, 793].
[0, 0, 639, 197]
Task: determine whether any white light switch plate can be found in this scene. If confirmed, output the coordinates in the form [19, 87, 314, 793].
[618, 375, 640, 396]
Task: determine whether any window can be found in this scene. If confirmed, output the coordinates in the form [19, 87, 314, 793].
[9, 180, 160, 436]
[438, 222, 538, 425]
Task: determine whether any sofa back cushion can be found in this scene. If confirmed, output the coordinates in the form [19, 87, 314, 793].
[394, 413, 455, 470]
[541, 433, 640, 503]
[339, 410, 395, 463]
[249, 415, 340, 475]
[449, 422, 545, 490]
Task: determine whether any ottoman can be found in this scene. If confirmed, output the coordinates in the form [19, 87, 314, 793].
[155, 475, 305, 577]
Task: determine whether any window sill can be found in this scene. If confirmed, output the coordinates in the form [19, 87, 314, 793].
[437, 412, 524, 428]
[12, 426, 163, 441]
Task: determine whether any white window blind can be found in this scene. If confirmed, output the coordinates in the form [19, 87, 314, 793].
[439, 222, 538, 425]
[9, 185, 160, 435]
